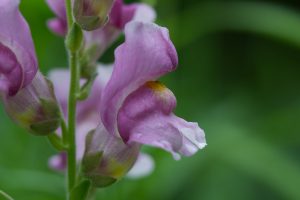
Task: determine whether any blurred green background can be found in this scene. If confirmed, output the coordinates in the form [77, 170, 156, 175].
[1, 0, 300, 199]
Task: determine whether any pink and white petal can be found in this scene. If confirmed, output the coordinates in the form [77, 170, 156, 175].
[133, 4, 156, 23]
[127, 153, 154, 179]
[101, 22, 178, 137]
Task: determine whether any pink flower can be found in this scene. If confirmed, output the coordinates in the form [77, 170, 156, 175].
[100, 21, 206, 161]
[0, 0, 38, 96]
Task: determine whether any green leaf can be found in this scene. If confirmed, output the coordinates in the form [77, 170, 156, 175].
[70, 180, 91, 200]
[47, 134, 68, 151]
[0, 167, 64, 197]
[77, 74, 98, 101]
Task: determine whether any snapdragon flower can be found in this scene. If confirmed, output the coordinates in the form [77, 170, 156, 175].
[79, 22, 207, 186]
[49, 21, 206, 187]
[96, 21, 206, 168]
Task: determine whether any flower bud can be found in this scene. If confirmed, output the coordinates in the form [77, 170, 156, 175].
[2, 72, 61, 136]
[82, 124, 140, 187]
[73, 0, 115, 31]
[65, 23, 83, 53]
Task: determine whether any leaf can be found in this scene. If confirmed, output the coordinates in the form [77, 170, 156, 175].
[77, 74, 98, 101]
[0, 167, 64, 198]
[47, 134, 67, 151]
[0, 190, 14, 200]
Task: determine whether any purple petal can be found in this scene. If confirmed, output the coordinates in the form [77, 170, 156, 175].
[0, 0, 38, 95]
[110, 0, 155, 29]
[109, 0, 136, 29]
[118, 82, 206, 159]
[101, 22, 178, 137]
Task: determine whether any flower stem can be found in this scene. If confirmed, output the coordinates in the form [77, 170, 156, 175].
[65, 0, 73, 29]
[67, 51, 79, 198]
[64, 0, 78, 198]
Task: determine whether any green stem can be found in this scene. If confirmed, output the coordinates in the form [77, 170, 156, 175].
[65, 0, 73, 29]
[67, 52, 80, 197]
[60, 116, 68, 145]
[64, 0, 80, 199]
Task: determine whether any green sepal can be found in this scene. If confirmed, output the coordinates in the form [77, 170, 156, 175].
[82, 151, 103, 173]
[30, 118, 61, 136]
[85, 174, 117, 188]
[81, 130, 103, 172]
[39, 98, 60, 118]
[28, 98, 61, 135]
[70, 179, 91, 200]
[75, 16, 107, 31]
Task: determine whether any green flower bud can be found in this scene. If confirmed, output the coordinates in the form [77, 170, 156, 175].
[2, 72, 61, 136]
[65, 23, 83, 53]
[73, 0, 115, 31]
[81, 125, 140, 187]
